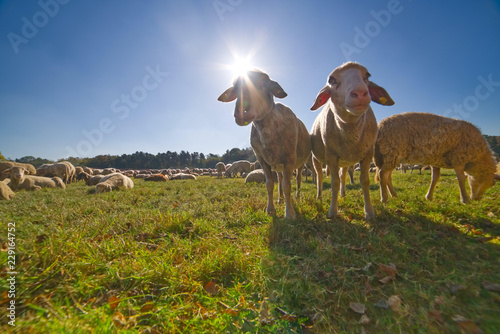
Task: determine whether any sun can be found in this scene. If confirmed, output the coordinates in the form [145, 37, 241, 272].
[231, 56, 253, 78]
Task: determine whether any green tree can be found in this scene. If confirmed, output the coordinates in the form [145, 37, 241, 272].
[0, 151, 5, 161]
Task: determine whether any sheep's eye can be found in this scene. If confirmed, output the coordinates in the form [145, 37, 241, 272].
[364, 73, 371, 82]
[328, 76, 337, 85]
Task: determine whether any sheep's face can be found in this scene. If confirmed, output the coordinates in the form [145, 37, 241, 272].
[96, 183, 112, 193]
[468, 173, 495, 200]
[218, 70, 287, 126]
[311, 62, 394, 114]
[4, 166, 27, 183]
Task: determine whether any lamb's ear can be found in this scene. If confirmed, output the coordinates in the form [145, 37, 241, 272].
[268, 80, 287, 99]
[369, 81, 394, 106]
[310, 86, 331, 111]
[218, 87, 237, 102]
[3, 168, 11, 174]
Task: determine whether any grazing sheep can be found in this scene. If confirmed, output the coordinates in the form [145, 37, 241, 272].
[0, 179, 15, 200]
[75, 166, 84, 175]
[102, 168, 117, 175]
[0, 161, 36, 181]
[374, 112, 499, 203]
[310, 62, 394, 220]
[4, 166, 66, 191]
[86, 174, 105, 186]
[76, 171, 92, 182]
[170, 173, 197, 180]
[225, 160, 253, 178]
[95, 173, 134, 193]
[144, 174, 169, 182]
[218, 69, 311, 219]
[37, 162, 73, 184]
[215, 162, 226, 178]
[245, 169, 278, 184]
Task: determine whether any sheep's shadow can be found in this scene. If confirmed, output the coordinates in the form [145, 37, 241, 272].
[263, 209, 500, 329]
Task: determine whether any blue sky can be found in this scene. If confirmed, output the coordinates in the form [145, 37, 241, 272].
[1, 0, 499, 161]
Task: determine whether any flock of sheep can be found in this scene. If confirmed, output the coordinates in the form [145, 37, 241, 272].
[218, 62, 499, 219]
[1, 62, 498, 221]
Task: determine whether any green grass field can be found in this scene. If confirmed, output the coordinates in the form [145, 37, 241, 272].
[1, 170, 499, 333]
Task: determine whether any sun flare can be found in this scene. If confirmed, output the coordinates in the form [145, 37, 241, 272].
[231, 56, 253, 78]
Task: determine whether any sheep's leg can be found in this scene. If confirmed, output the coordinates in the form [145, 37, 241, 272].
[339, 167, 348, 198]
[277, 172, 284, 204]
[283, 166, 296, 219]
[454, 166, 470, 204]
[260, 163, 276, 216]
[313, 157, 323, 200]
[326, 158, 340, 219]
[296, 166, 303, 198]
[348, 166, 355, 184]
[425, 167, 440, 201]
[379, 168, 393, 203]
[387, 170, 397, 198]
[359, 156, 375, 220]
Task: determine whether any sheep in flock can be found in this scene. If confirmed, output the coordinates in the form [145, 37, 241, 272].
[36, 162, 75, 184]
[144, 174, 169, 182]
[374, 112, 499, 203]
[218, 69, 311, 219]
[4, 166, 66, 191]
[310, 61, 394, 220]
[170, 173, 197, 180]
[215, 162, 226, 178]
[0, 180, 15, 200]
[245, 169, 278, 184]
[86, 174, 105, 186]
[95, 173, 134, 193]
[225, 160, 253, 178]
[0, 161, 36, 181]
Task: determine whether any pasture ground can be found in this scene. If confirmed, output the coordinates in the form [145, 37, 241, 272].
[1, 170, 499, 333]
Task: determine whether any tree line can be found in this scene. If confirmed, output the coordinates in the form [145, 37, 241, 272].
[4, 147, 256, 170]
[2, 135, 499, 169]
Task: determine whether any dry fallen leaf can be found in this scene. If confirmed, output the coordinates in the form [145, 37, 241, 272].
[387, 295, 402, 312]
[379, 276, 394, 284]
[140, 302, 155, 313]
[428, 309, 444, 324]
[483, 281, 500, 292]
[358, 314, 370, 325]
[203, 281, 221, 296]
[349, 302, 366, 314]
[374, 299, 389, 309]
[109, 296, 120, 310]
[452, 315, 484, 334]
[112, 311, 127, 328]
[378, 263, 397, 278]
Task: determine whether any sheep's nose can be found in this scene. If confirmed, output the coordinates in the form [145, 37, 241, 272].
[350, 88, 369, 99]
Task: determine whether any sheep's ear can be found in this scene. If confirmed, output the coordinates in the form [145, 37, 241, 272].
[268, 80, 287, 99]
[3, 168, 11, 174]
[369, 81, 394, 106]
[310, 86, 331, 111]
[218, 87, 238, 102]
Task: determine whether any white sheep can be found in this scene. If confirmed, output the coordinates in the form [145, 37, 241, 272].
[225, 160, 253, 178]
[170, 173, 197, 180]
[0, 179, 15, 200]
[218, 69, 311, 219]
[36, 162, 73, 184]
[86, 174, 105, 186]
[374, 112, 499, 203]
[4, 166, 66, 191]
[215, 162, 226, 178]
[245, 169, 278, 184]
[95, 173, 134, 193]
[0, 161, 36, 181]
[310, 62, 394, 220]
